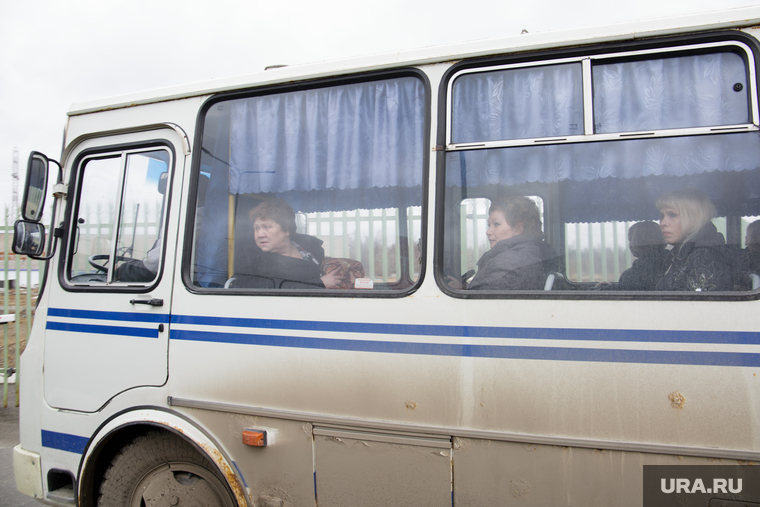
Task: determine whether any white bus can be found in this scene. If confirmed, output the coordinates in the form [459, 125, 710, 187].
[12, 7, 760, 506]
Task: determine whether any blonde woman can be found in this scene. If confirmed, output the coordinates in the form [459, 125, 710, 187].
[655, 188, 732, 291]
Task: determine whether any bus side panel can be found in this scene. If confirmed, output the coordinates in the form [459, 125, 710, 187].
[313, 430, 452, 506]
[452, 439, 736, 505]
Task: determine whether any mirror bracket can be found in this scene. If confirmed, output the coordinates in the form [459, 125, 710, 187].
[52, 183, 68, 198]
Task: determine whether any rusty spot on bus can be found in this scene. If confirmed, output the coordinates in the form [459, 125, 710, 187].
[405, 400, 417, 409]
[200, 443, 248, 506]
[510, 478, 531, 498]
[668, 391, 686, 409]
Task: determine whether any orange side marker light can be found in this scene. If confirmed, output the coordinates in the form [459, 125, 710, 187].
[242, 429, 267, 447]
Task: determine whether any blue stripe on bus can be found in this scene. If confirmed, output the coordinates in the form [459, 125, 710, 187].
[47, 321, 158, 339]
[48, 307, 169, 324]
[171, 314, 760, 345]
[232, 461, 248, 488]
[41, 430, 88, 454]
[171, 329, 760, 367]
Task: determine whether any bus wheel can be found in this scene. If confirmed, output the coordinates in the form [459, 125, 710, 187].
[97, 429, 235, 507]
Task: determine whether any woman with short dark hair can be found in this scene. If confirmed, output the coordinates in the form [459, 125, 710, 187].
[235, 199, 344, 289]
[453, 195, 548, 290]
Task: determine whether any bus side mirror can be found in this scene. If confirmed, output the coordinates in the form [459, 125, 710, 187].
[22, 152, 49, 222]
[12, 220, 46, 257]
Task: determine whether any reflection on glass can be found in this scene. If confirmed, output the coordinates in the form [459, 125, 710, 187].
[23, 155, 48, 221]
[71, 157, 121, 278]
[191, 77, 426, 291]
[442, 133, 760, 292]
[13, 221, 45, 257]
[68, 149, 170, 284]
[113, 151, 169, 283]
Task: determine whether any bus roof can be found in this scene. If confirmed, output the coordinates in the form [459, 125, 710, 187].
[68, 5, 760, 116]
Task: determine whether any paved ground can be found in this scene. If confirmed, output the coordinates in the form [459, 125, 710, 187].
[0, 383, 43, 507]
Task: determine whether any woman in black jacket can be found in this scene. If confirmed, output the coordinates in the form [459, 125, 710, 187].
[600, 221, 667, 291]
[655, 188, 733, 292]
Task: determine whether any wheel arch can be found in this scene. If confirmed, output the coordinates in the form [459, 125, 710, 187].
[78, 407, 248, 507]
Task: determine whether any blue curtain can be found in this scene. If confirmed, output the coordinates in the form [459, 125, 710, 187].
[445, 133, 760, 188]
[452, 63, 584, 143]
[449, 51, 753, 187]
[229, 77, 425, 196]
[193, 77, 426, 286]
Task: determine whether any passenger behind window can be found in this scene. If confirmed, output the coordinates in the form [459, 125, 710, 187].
[233, 199, 345, 289]
[655, 188, 734, 291]
[449, 195, 553, 290]
[743, 220, 760, 275]
[599, 221, 666, 291]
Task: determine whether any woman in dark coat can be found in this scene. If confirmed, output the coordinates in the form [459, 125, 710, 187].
[451, 195, 547, 290]
[743, 220, 760, 276]
[608, 221, 667, 291]
[655, 188, 733, 292]
[234, 199, 344, 289]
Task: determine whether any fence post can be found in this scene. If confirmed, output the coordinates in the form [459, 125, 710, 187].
[460, 203, 467, 274]
[612, 222, 621, 281]
[3, 208, 9, 407]
[407, 209, 415, 278]
[354, 212, 361, 266]
[14, 231, 20, 407]
[587, 223, 595, 283]
[342, 211, 349, 259]
[368, 210, 375, 280]
[381, 209, 388, 282]
[600, 223, 608, 282]
[393, 209, 401, 283]
[575, 224, 582, 282]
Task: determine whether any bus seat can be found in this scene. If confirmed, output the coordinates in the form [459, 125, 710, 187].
[544, 273, 556, 290]
[751, 273, 760, 290]
[224, 276, 236, 289]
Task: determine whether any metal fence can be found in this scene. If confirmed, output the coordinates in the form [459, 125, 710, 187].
[459, 199, 638, 283]
[1, 209, 38, 408]
[304, 207, 423, 283]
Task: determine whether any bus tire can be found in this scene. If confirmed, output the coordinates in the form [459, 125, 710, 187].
[97, 429, 235, 507]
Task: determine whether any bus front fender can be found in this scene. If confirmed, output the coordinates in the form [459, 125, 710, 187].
[80, 408, 249, 507]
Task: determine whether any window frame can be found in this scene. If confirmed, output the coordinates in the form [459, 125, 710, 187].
[60, 140, 175, 293]
[446, 40, 759, 151]
[436, 31, 760, 301]
[182, 68, 431, 298]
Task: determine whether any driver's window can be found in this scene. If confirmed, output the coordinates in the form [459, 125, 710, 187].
[68, 148, 171, 285]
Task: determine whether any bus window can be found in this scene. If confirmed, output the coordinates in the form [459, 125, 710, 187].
[443, 42, 760, 294]
[67, 149, 171, 285]
[190, 75, 427, 292]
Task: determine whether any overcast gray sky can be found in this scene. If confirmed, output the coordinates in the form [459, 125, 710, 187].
[1, 0, 758, 218]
